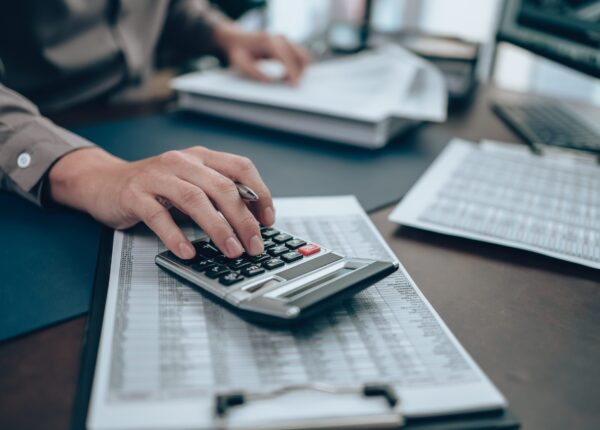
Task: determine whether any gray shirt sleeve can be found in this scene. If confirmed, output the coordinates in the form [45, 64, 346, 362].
[159, 0, 229, 63]
[0, 83, 94, 206]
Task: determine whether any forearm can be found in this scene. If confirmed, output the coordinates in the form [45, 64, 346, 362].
[48, 147, 125, 214]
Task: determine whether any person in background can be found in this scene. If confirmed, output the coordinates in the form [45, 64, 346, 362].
[0, 0, 310, 260]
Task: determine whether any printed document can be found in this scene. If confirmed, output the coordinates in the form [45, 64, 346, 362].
[88, 196, 505, 429]
[172, 45, 447, 123]
[390, 139, 600, 269]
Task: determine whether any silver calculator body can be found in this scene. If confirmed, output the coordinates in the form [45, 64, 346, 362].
[155, 227, 398, 323]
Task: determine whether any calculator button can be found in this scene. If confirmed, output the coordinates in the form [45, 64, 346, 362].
[286, 239, 307, 250]
[298, 244, 320, 256]
[250, 252, 271, 264]
[263, 258, 285, 270]
[219, 272, 245, 286]
[261, 228, 279, 239]
[195, 241, 221, 258]
[281, 251, 303, 263]
[215, 256, 230, 265]
[167, 252, 196, 265]
[273, 233, 293, 243]
[192, 260, 216, 272]
[224, 257, 252, 270]
[241, 265, 266, 277]
[205, 265, 230, 279]
[268, 245, 288, 256]
[263, 239, 276, 249]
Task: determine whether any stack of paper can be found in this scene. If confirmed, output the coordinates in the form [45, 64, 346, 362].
[390, 139, 600, 269]
[171, 45, 448, 148]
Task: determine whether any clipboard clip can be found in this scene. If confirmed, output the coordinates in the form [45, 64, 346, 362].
[214, 382, 404, 430]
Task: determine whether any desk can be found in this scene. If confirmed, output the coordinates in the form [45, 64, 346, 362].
[1, 84, 599, 430]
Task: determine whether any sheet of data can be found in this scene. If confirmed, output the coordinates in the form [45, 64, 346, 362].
[89, 196, 504, 429]
[390, 139, 600, 269]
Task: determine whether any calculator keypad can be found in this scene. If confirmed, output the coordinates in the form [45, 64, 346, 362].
[164, 227, 325, 289]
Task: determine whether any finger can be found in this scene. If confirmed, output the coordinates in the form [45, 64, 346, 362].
[230, 49, 272, 83]
[195, 149, 275, 227]
[135, 196, 195, 260]
[141, 156, 247, 258]
[171, 161, 264, 256]
[286, 39, 311, 73]
[160, 178, 248, 259]
[267, 36, 302, 85]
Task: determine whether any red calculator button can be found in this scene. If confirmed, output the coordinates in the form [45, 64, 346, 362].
[298, 244, 320, 256]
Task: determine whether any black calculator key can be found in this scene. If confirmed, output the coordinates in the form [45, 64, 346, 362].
[285, 239, 307, 250]
[167, 252, 196, 266]
[268, 245, 288, 256]
[241, 265, 266, 277]
[192, 260, 216, 272]
[215, 256, 230, 265]
[261, 228, 279, 239]
[250, 252, 271, 264]
[224, 257, 252, 270]
[219, 272, 245, 286]
[263, 239, 276, 249]
[205, 265, 230, 279]
[281, 251, 303, 263]
[263, 258, 285, 270]
[273, 233, 293, 243]
[195, 241, 221, 258]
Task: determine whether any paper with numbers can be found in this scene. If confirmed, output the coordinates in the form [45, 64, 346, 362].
[390, 139, 600, 269]
[88, 196, 505, 429]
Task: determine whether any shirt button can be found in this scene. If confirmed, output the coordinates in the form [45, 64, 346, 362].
[17, 152, 31, 168]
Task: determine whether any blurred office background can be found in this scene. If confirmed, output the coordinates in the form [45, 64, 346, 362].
[224, 0, 600, 106]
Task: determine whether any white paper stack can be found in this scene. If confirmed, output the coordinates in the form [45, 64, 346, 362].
[389, 139, 600, 269]
[171, 45, 448, 148]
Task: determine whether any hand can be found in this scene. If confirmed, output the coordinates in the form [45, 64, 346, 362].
[214, 23, 311, 85]
[48, 147, 275, 260]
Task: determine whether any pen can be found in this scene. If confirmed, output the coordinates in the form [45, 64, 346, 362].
[236, 182, 259, 202]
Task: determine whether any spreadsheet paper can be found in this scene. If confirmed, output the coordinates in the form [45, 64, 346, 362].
[390, 139, 600, 270]
[88, 196, 505, 429]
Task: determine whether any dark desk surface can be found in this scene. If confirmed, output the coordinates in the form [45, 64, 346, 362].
[1, 85, 599, 430]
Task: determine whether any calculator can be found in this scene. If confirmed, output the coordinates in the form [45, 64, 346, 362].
[155, 226, 398, 323]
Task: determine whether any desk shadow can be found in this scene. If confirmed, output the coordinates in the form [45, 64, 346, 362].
[393, 225, 600, 283]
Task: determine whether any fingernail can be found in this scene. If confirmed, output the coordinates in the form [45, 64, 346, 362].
[225, 236, 244, 257]
[263, 206, 275, 226]
[249, 235, 264, 256]
[179, 242, 196, 259]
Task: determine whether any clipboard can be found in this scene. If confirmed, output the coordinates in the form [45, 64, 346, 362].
[71, 227, 520, 430]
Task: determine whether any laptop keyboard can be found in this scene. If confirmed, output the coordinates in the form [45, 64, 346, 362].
[492, 102, 600, 153]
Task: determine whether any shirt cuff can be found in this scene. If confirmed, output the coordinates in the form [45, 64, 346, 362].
[0, 117, 94, 206]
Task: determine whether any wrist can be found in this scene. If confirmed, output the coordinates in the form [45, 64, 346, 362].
[213, 21, 241, 52]
[48, 147, 126, 213]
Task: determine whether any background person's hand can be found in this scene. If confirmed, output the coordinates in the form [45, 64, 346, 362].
[48, 147, 275, 260]
[214, 23, 311, 85]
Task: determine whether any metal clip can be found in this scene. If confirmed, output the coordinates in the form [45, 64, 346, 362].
[214, 382, 404, 430]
